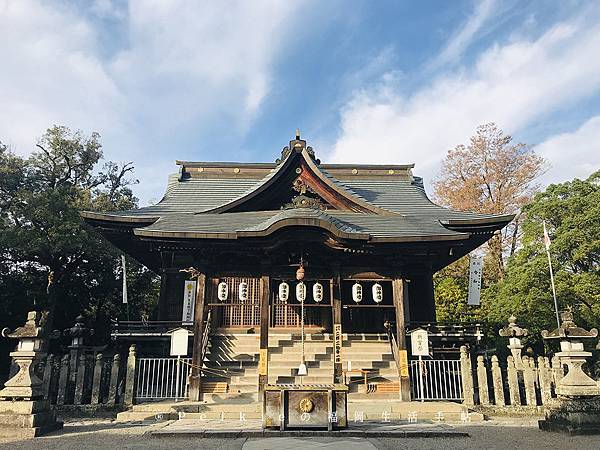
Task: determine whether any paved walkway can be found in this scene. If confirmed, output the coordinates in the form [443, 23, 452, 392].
[0, 417, 599, 449]
[151, 417, 465, 439]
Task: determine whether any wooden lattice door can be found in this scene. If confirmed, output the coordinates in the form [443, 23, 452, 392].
[214, 277, 261, 328]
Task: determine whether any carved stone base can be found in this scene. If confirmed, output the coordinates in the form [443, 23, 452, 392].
[0, 400, 63, 438]
[539, 396, 600, 435]
[0, 351, 44, 400]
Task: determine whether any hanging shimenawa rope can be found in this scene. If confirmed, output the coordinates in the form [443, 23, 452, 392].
[301, 286, 305, 383]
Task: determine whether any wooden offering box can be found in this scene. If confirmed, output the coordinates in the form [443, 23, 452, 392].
[263, 384, 348, 430]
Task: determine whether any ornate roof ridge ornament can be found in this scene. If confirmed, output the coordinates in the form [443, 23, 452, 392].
[499, 314, 529, 338]
[541, 307, 598, 340]
[276, 129, 320, 165]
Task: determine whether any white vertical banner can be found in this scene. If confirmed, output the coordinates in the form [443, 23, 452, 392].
[467, 254, 483, 305]
[182, 280, 197, 324]
[121, 255, 128, 304]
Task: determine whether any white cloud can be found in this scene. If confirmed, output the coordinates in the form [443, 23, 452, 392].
[0, 0, 123, 154]
[0, 0, 306, 202]
[428, 0, 497, 70]
[330, 10, 600, 187]
[534, 116, 600, 184]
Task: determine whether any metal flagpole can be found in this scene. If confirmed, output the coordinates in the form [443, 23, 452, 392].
[543, 221, 560, 327]
[121, 255, 130, 321]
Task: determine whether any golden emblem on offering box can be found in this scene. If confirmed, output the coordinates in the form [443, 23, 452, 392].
[299, 397, 314, 413]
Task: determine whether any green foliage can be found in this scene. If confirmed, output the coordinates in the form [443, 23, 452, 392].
[0, 127, 159, 355]
[478, 170, 600, 346]
[434, 258, 472, 323]
[434, 170, 599, 352]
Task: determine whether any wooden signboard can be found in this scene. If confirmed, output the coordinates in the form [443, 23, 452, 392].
[334, 324, 342, 364]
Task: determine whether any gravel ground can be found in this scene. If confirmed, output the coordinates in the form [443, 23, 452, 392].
[0, 417, 598, 450]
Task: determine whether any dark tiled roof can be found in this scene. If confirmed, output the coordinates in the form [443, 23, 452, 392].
[83, 150, 512, 242]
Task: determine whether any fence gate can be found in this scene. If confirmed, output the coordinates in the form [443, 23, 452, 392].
[135, 357, 191, 401]
[409, 359, 463, 401]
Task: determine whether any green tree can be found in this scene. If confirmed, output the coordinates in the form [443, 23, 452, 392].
[478, 170, 600, 346]
[0, 127, 159, 361]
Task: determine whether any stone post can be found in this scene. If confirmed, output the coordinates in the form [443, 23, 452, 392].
[56, 354, 70, 406]
[551, 355, 564, 390]
[506, 355, 521, 406]
[499, 315, 528, 370]
[491, 355, 505, 406]
[124, 344, 137, 406]
[522, 356, 537, 406]
[476, 356, 490, 406]
[460, 346, 474, 406]
[41, 354, 53, 400]
[538, 356, 552, 405]
[74, 354, 87, 405]
[107, 353, 121, 406]
[91, 353, 103, 405]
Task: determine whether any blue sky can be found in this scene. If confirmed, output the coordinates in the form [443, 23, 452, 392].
[1, 0, 599, 204]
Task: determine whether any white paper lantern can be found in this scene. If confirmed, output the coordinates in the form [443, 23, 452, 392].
[217, 281, 228, 301]
[372, 282, 383, 303]
[313, 282, 324, 303]
[352, 282, 363, 303]
[279, 282, 289, 301]
[296, 282, 306, 302]
[238, 281, 248, 301]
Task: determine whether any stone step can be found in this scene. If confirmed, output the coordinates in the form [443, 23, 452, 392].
[347, 392, 402, 400]
[268, 359, 333, 368]
[229, 375, 260, 384]
[116, 411, 176, 422]
[180, 411, 262, 420]
[270, 375, 333, 384]
[202, 392, 259, 403]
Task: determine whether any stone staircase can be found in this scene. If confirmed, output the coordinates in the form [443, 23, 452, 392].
[117, 332, 482, 422]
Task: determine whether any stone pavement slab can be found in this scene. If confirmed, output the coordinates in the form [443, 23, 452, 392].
[242, 436, 378, 450]
[149, 418, 468, 438]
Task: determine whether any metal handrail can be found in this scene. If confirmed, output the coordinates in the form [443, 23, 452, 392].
[200, 310, 212, 367]
[384, 321, 402, 374]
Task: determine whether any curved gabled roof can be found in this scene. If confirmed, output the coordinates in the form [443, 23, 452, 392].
[81, 136, 514, 243]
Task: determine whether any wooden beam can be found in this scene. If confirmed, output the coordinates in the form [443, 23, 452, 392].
[258, 275, 270, 394]
[392, 278, 411, 401]
[188, 272, 207, 401]
[331, 273, 343, 384]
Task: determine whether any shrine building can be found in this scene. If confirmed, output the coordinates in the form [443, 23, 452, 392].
[82, 132, 512, 403]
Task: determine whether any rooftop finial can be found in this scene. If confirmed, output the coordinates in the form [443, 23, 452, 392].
[296, 128, 300, 140]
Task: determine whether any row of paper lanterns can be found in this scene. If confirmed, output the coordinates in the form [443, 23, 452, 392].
[217, 281, 383, 303]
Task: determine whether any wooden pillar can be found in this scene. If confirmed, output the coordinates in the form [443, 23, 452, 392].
[258, 275, 270, 394]
[331, 272, 343, 384]
[157, 270, 169, 320]
[188, 272, 207, 401]
[392, 278, 410, 401]
[408, 273, 436, 322]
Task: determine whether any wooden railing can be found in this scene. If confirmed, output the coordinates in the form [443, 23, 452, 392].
[111, 320, 194, 337]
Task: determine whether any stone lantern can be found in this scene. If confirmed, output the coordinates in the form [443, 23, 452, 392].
[64, 314, 94, 386]
[498, 315, 528, 369]
[0, 311, 63, 437]
[540, 308, 599, 397]
[539, 308, 600, 434]
[64, 314, 94, 348]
